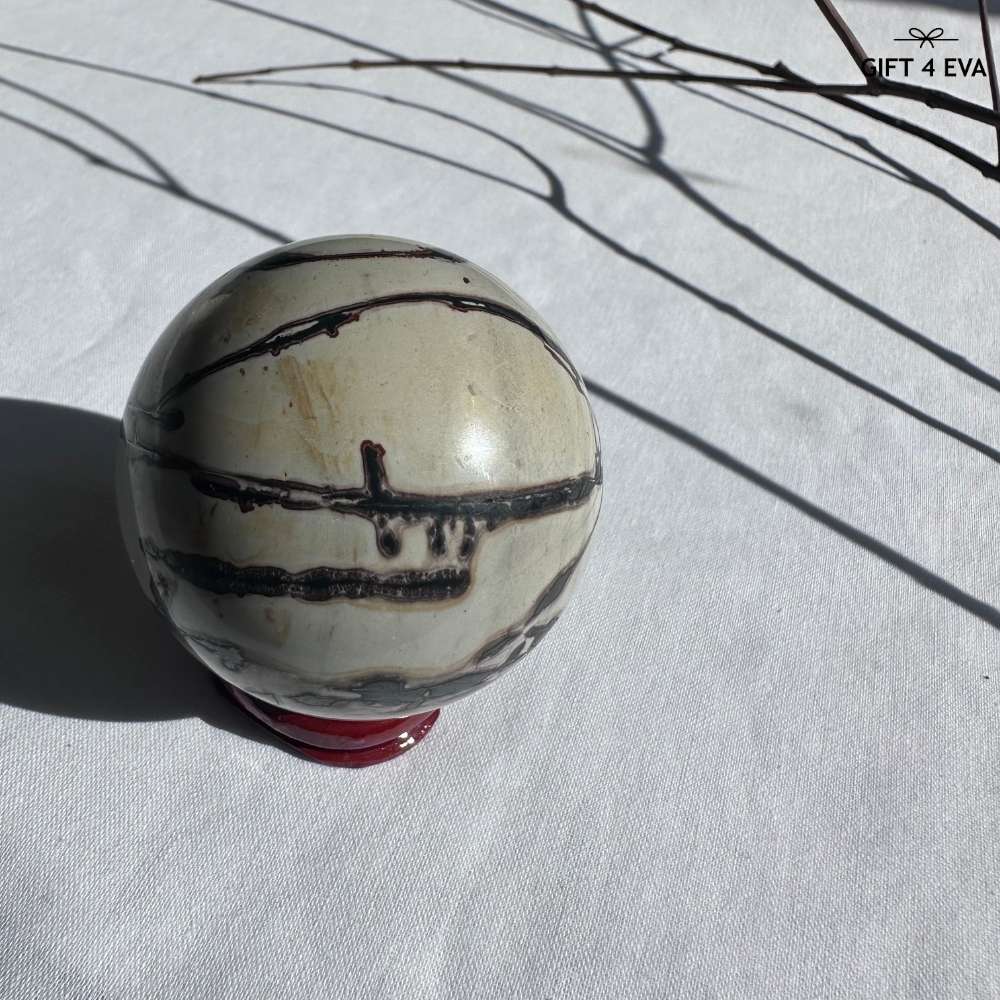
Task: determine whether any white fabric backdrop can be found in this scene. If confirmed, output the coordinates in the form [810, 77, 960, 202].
[2, 1, 999, 996]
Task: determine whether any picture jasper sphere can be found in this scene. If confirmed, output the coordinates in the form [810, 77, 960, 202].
[116, 235, 602, 719]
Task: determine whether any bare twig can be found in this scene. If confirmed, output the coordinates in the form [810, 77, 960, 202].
[194, 60, 790, 85]
[979, 0, 1000, 163]
[818, 92, 1000, 179]
[811, 0, 875, 79]
[194, 58, 1000, 129]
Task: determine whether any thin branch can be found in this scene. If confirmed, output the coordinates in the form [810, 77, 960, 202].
[821, 91, 1000, 180]
[194, 58, 1000, 129]
[979, 0, 1000, 163]
[811, 0, 875, 79]
[194, 59, 792, 84]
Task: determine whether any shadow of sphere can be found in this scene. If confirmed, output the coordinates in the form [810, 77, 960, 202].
[0, 397, 265, 742]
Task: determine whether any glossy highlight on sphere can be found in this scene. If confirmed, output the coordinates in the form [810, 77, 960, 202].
[116, 234, 602, 719]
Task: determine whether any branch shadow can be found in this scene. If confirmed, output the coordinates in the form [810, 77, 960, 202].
[0, 397, 276, 744]
[0, 73, 291, 243]
[584, 379, 1000, 631]
[572, 3, 1000, 390]
[719, 85, 1000, 241]
[643, 66, 1000, 242]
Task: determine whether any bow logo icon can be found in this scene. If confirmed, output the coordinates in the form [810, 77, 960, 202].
[893, 27, 958, 48]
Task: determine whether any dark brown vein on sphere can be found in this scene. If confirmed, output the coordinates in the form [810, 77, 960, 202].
[242, 246, 464, 273]
[141, 539, 471, 602]
[125, 436, 602, 529]
[153, 291, 584, 409]
[125, 401, 185, 430]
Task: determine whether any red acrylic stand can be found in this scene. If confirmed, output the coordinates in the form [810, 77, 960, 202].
[220, 680, 439, 767]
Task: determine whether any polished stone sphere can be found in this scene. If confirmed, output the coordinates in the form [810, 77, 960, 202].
[116, 235, 602, 719]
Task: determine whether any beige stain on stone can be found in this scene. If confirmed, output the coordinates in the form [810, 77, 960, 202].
[302, 359, 340, 423]
[277, 355, 318, 422]
[276, 355, 337, 474]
